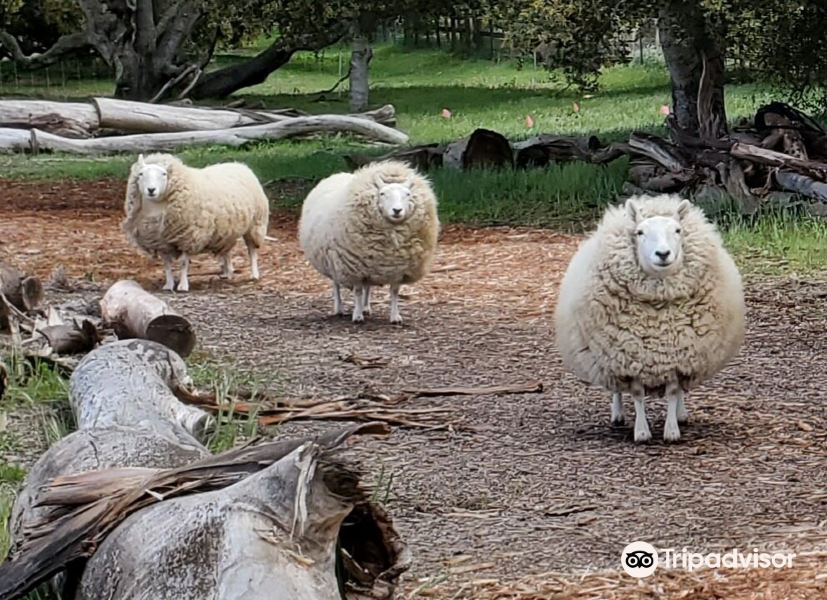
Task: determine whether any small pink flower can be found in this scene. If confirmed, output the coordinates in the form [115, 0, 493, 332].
[525, 114, 535, 129]
[660, 104, 671, 115]
[441, 108, 452, 119]
[572, 102, 581, 113]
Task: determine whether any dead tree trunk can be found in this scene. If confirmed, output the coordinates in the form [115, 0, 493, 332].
[68, 339, 212, 440]
[350, 26, 373, 113]
[658, 1, 727, 139]
[100, 280, 196, 358]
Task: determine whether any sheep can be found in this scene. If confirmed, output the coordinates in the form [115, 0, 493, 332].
[554, 193, 745, 443]
[298, 160, 439, 323]
[123, 153, 270, 292]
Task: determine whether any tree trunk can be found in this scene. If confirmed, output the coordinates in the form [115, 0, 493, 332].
[68, 339, 212, 440]
[350, 27, 372, 113]
[100, 280, 197, 358]
[657, 1, 727, 139]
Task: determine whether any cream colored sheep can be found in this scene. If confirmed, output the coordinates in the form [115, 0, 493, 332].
[298, 160, 439, 323]
[123, 153, 270, 292]
[554, 194, 745, 443]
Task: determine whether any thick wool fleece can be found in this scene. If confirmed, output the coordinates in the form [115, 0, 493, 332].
[554, 194, 745, 395]
[123, 153, 269, 260]
[298, 160, 439, 287]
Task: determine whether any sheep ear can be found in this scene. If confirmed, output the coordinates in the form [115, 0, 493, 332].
[677, 199, 691, 219]
[403, 174, 416, 188]
[625, 198, 639, 222]
[137, 153, 145, 165]
[374, 173, 387, 188]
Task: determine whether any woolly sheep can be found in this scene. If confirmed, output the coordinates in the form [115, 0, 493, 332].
[298, 160, 439, 323]
[554, 194, 745, 443]
[123, 153, 270, 292]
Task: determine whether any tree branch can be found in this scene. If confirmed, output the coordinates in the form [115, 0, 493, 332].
[189, 26, 348, 99]
[0, 30, 91, 70]
[156, 0, 202, 67]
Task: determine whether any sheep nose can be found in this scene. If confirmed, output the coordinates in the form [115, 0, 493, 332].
[392, 208, 402, 215]
[655, 249, 671, 260]
[147, 187, 156, 195]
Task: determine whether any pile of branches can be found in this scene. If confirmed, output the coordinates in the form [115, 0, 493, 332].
[347, 102, 827, 216]
[0, 98, 407, 154]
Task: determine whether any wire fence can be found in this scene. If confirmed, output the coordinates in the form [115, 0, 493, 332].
[0, 56, 112, 97]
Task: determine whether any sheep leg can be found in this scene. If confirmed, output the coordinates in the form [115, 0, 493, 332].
[332, 282, 344, 316]
[632, 388, 651, 443]
[177, 254, 190, 293]
[389, 284, 402, 324]
[245, 237, 260, 280]
[664, 384, 683, 442]
[676, 393, 689, 424]
[219, 253, 233, 279]
[162, 255, 175, 292]
[610, 392, 625, 426]
[352, 284, 365, 323]
[362, 285, 372, 315]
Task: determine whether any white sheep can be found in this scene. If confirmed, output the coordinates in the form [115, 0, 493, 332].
[298, 160, 439, 323]
[123, 153, 270, 292]
[554, 194, 745, 443]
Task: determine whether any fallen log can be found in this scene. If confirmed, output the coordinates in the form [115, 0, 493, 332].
[68, 339, 212, 440]
[0, 114, 408, 154]
[0, 263, 43, 331]
[0, 101, 98, 138]
[37, 320, 100, 355]
[93, 98, 398, 132]
[3, 423, 405, 600]
[774, 171, 827, 203]
[730, 143, 827, 180]
[0, 263, 44, 314]
[100, 280, 196, 358]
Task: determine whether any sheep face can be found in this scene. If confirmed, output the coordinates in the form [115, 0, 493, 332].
[375, 175, 414, 224]
[135, 159, 169, 203]
[628, 198, 690, 278]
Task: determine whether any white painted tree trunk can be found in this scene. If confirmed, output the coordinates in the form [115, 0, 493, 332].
[350, 29, 372, 113]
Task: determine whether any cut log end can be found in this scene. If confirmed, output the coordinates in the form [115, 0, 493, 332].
[145, 315, 196, 359]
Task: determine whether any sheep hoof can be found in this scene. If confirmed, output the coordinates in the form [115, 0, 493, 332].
[610, 415, 625, 427]
[162, 284, 174, 292]
[663, 423, 682, 443]
[177, 283, 190, 293]
[390, 316, 403, 325]
[633, 427, 652, 443]
[352, 314, 365, 323]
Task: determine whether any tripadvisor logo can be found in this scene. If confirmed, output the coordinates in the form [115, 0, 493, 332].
[621, 541, 658, 578]
[621, 541, 796, 578]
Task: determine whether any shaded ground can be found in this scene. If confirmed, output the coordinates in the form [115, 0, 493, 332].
[2, 178, 827, 597]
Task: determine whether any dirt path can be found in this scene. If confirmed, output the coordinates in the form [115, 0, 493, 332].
[2, 178, 827, 596]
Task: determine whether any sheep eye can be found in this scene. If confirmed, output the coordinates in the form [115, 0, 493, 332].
[636, 230, 643, 236]
[675, 228, 681, 234]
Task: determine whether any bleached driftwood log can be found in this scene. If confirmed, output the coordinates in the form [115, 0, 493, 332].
[0, 99, 397, 135]
[0, 114, 408, 154]
[75, 442, 381, 600]
[0, 101, 98, 138]
[100, 280, 196, 358]
[8, 426, 210, 556]
[68, 339, 211, 439]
